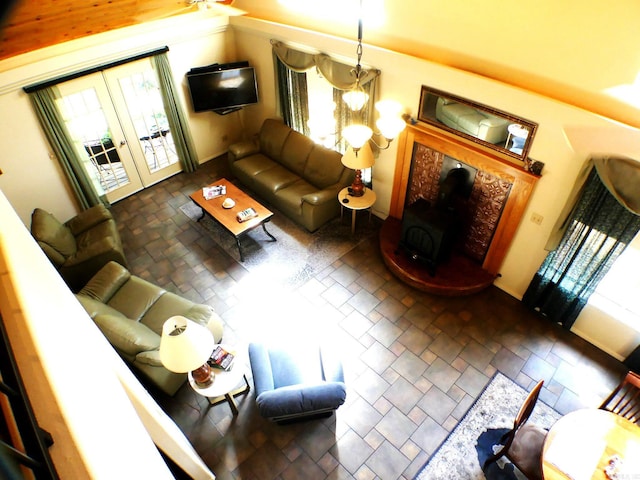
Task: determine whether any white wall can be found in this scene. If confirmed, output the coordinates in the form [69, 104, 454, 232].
[230, 16, 640, 360]
[0, 10, 240, 225]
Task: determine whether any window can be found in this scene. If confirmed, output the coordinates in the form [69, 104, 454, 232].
[589, 231, 640, 328]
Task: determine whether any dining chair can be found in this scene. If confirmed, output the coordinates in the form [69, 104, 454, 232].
[483, 379, 547, 480]
[599, 371, 640, 424]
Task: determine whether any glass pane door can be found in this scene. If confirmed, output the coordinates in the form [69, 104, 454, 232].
[56, 73, 143, 202]
[104, 59, 182, 187]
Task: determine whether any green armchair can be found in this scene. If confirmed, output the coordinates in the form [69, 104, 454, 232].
[30, 205, 127, 292]
[75, 261, 224, 396]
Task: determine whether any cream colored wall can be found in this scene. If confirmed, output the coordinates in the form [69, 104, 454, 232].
[0, 10, 241, 225]
[233, 0, 640, 130]
[230, 16, 640, 360]
[0, 190, 177, 478]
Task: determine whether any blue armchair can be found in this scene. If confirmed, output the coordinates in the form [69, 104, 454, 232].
[248, 342, 346, 423]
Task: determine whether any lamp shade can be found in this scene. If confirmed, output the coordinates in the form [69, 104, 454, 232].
[159, 316, 215, 373]
[342, 124, 373, 149]
[341, 142, 375, 170]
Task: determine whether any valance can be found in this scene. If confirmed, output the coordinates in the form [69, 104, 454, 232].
[271, 40, 380, 91]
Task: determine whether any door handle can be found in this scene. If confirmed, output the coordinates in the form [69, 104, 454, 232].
[119, 140, 127, 147]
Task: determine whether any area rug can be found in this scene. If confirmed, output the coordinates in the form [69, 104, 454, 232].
[415, 372, 561, 480]
[180, 200, 378, 288]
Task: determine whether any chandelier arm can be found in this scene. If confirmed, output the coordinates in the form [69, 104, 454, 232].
[368, 136, 393, 151]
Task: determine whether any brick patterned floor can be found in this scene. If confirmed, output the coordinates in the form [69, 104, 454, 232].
[110, 157, 627, 480]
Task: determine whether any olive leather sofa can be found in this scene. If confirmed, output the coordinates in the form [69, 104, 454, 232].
[30, 205, 127, 292]
[435, 97, 509, 145]
[228, 118, 354, 232]
[75, 261, 224, 396]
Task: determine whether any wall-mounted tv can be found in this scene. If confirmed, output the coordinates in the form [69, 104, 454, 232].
[186, 63, 258, 114]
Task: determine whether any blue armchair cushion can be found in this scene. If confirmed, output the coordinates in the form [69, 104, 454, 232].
[248, 342, 346, 421]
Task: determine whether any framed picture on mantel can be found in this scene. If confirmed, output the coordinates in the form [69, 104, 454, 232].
[418, 85, 538, 166]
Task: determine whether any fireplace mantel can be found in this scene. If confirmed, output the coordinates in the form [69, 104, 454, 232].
[383, 122, 539, 293]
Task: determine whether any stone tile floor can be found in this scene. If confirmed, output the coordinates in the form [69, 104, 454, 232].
[110, 157, 627, 480]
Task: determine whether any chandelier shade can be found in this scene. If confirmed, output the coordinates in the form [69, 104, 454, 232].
[343, 124, 374, 149]
[340, 0, 405, 152]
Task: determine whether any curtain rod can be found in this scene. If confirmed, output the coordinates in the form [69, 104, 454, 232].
[23, 46, 169, 93]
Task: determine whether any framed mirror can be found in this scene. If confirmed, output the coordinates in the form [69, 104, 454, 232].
[418, 86, 538, 164]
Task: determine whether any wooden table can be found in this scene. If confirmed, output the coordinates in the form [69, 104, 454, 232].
[542, 409, 640, 480]
[190, 179, 275, 261]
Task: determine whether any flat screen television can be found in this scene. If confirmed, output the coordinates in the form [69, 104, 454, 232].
[186, 65, 258, 114]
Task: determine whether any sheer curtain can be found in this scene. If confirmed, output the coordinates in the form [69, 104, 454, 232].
[271, 40, 380, 153]
[275, 56, 309, 135]
[29, 88, 107, 209]
[523, 157, 640, 329]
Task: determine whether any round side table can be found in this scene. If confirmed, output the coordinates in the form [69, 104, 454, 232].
[188, 344, 250, 416]
[338, 187, 376, 234]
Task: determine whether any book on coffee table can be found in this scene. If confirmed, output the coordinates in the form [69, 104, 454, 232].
[208, 345, 235, 371]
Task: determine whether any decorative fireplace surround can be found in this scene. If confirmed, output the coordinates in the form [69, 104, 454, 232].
[383, 123, 538, 292]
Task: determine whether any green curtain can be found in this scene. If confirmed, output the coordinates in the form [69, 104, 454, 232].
[29, 88, 107, 209]
[152, 53, 199, 173]
[522, 167, 640, 329]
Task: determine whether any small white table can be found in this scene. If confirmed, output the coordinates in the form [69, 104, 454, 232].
[338, 187, 376, 234]
[505, 123, 529, 148]
[188, 345, 250, 416]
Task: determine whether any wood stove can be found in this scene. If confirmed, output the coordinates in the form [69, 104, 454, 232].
[397, 159, 475, 275]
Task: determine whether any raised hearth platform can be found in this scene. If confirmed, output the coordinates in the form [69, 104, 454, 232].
[380, 217, 496, 296]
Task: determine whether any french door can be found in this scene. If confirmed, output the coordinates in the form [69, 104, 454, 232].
[56, 58, 182, 203]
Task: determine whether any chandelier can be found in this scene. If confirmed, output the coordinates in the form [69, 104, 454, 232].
[341, 0, 405, 151]
[340, 0, 406, 196]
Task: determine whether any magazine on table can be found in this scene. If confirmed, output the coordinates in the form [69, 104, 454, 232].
[203, 185, 226, 200]
[207, 345, 235, 371]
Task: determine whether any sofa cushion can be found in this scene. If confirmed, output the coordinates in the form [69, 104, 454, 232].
[75, 220, 120, 252]
[94, 313, 160, 357]
[455, 111, 486, 136]
[254, 165, 301, 194]
[31, 208, 77, 261]
[259, 119, 292, 161]
[75, 294, 124, 319]
[275, 180, 318, 212]
[303, 147, 344, 189]
[234, 154, 279, 179]
[138, 292, 200, 335]
[279, 129, 314, 177]
[107, 276, 165, 322]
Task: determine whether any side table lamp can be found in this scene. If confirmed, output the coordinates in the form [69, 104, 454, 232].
[159, 315, 216, 387]
[341, 141, 375, 197]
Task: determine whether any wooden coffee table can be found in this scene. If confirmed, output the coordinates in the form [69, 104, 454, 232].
[189, 179, 276, 261]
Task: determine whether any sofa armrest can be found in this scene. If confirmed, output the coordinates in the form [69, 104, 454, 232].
[135, 350, 164, 367]
[249, 343, 275, 395]
[94, 314, 160, 356]
[77, 261, 131, 303]
[301, 185, 343, 206]
[228, 140, 260, 162]
[255, 382, 347, 417]
[66, 204, 113, 235]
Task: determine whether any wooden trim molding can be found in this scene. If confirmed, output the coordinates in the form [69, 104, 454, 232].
[390, 122, 539, 276]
